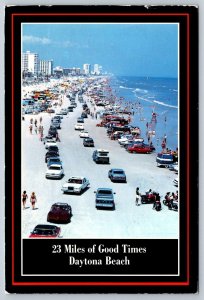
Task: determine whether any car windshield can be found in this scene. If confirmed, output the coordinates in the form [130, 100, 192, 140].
[98, 152, 108, 156]
[33, 229, 56, 236]
[68, 179, 82, 184]
[113, 171, 124, 175]
[53, 205, 68, 210]
[49, 166, 61, 170]
[98, 190, 112, 194]
[49, 158, 60, 161]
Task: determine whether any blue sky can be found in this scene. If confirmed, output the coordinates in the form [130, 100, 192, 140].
[22, 23, 178, 77]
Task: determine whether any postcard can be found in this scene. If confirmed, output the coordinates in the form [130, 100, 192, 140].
[5, 5, 198, 293]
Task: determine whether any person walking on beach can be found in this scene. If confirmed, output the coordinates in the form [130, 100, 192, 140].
[29, 124, 33, 134]
[30, 192, 37, 210]
[34, 119, 37, 126]
[22, 190, 28, 209]
[135, 187, 141, 206]
[30, 118, 33, 124]
[39, 116, 42, 124]
[40, 132, 44, 141]
[34, 125, 38, 134]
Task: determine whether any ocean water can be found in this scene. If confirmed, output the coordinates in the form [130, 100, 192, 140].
[109, 76, 178, 152]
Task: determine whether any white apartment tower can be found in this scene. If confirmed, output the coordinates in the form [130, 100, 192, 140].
[83, 64, 91, 75]
[39, 59, 53, 76]
[93, 64, 101, 75]
[22, 51, 39, 74]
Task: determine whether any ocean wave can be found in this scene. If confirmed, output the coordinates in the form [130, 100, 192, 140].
[119, 85, 134, 90]
[169, 89, 178, 92]
[153, 100, 178, 109]
[133, 88, 148, 94]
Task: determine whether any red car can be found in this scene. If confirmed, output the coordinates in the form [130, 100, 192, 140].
[29, 224, 61, 238]
[47, 202, 72, 223]
[127, 144, 152, 154]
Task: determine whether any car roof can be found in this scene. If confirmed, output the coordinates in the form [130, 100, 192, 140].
[52, 202, 69, 206]
[48, 164, 62, 168]
[97, 149, 109, 152]
[48, 157, 61, 160]
[69, 176, 85, 180]
[34, 224, 59, 230]
[111, 168, 124, 172]
[97, 188, 113, 192]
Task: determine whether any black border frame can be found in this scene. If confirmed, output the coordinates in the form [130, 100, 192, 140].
[5, 5, 198, 293]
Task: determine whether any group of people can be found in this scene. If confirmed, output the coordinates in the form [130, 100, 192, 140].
[164, 191, 178, 209]
[22, 191, 37, 210]
[135, 188, 178, 211]
[28, 117, 44, 139]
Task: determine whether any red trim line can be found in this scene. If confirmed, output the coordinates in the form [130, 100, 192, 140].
[11, 11, 190, 287]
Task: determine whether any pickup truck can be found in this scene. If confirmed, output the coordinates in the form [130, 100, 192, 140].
[92, 149, 110, 164]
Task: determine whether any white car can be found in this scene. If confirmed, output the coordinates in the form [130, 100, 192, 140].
[45, 164, 64, 179]
[79, 131, 89, 138]
[45, 140, 58, 149]
[118, 136, 133, 145]
[75, 123, 84, 130]
[61, 176, 90, 194]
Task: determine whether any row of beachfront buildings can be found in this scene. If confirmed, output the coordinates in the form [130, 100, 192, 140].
[22, 51, 102, 78]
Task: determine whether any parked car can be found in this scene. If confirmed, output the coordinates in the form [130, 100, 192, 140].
[51, 121, 61, 129]
[52, 116, 62, 123]
[94, 188, 115, 210]
[75, 123, 84, 130]
[48, 129, 58, 138]
[29, 224, 61, 238]
[43, 135, 56, 144]
[47, 145, 59, 154]
[92, 149, 110, 164]
[47, 108, 55, 114]
[61, 176, 90, 194]
[45, 151, 59, 163]
[79, 130, 89, 138]
[55, 112, 64, 118]
[71, 103, 77, 108]
[47, 157, 62, 167]
[45, 140, 58, 149]
[60, 108, 68, 115]
[68, 106, 73, 112]
[45, 164, 64, 179]
[118, 134, 133, 145]
[108, 169, 127, 182]
[127, 144, 152, 154]
[156, 153, 174, 167]
[83, 137, 94, 147]
[77, 117, 84, 123]
[47, 203, 72, 223]
[81, 112, 88, 118]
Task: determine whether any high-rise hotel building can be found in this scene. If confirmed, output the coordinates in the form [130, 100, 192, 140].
[39, 59, 54, 76]
[22, 51, 39, 74]
[83, 64, 91, 75]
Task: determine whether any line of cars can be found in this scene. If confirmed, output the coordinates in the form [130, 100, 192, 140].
[29, 92, 127, 238]
[29, 97, 78, 238]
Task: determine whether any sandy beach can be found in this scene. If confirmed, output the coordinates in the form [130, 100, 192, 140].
[21, 78, 179, 239]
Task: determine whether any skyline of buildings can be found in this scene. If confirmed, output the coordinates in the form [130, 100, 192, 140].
[22, 50, 102, 78]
